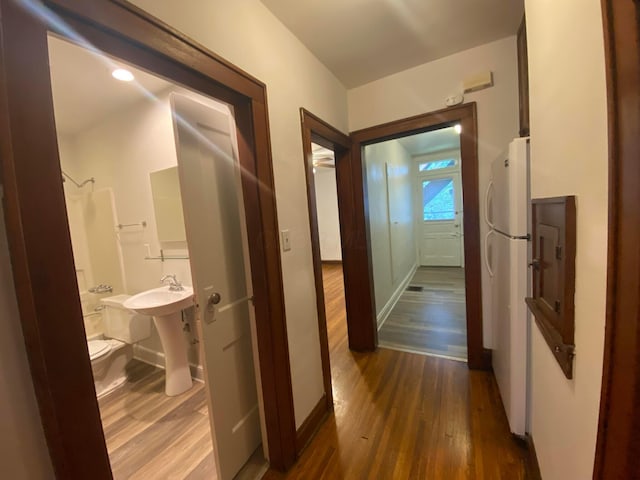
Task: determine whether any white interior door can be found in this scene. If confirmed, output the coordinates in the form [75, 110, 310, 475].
[171, 94, 262, 480]
[418, 172, 463, 266]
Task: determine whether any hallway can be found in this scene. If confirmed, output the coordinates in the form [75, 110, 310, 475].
[264, 264, 531, 479]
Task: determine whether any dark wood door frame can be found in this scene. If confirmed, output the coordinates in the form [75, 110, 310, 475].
[594, 0, 640, 477]
[0, 0, 297, 477]
[349, 103, 491, 369]
[300, 112, 378, 354]
[300, 108, 378, 353]
[296, 108, 351, 451]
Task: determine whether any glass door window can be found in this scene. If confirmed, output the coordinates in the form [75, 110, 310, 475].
[422, 177, 456, 221]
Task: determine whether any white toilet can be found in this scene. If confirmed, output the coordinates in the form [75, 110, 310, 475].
[88, 294, 151, 398]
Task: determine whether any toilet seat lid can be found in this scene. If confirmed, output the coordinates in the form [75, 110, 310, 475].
[88, 340, 112, 360]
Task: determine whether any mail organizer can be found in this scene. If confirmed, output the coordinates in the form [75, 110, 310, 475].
[525, 196, 576, 379]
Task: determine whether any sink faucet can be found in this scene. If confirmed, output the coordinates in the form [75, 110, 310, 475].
[160, 274, 184, 291]
[89, 284, 113, 294]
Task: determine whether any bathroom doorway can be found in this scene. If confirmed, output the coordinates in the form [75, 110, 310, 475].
[48, 35, 266, 479]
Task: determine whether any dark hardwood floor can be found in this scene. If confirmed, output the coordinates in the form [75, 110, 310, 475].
[264, 263, 530, 479]
[379, 267, 467, 360]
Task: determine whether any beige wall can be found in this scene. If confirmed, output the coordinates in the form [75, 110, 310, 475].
[348, 36, 520, 348]
[525, 0, 608, 478]
[364, 139, 417, 323]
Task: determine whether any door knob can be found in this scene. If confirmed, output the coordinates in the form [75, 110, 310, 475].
[207, 292, 221, 312]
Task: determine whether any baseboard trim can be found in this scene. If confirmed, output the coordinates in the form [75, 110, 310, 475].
[525, 433, 542, 480]
[321, 259, 342, 265]
[377, 342, 467, 363]
[133, 344, 205, 382]
[295, 393, 329, 453]
[377, 263, 418, 329]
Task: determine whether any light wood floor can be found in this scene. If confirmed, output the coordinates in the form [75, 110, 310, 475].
[98, 362, 216, 479]
[379, 267, 467, 360]
[263, 264, 531, 479]
[98, 362, 268, 480]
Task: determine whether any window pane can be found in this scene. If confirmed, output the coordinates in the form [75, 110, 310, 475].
[423, 178, 455, 221]
[419, 159, 456, 171]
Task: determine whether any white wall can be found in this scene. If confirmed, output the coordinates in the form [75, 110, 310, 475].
[348, 36, 519, 347]
[365, 139, 416, 320]
[314, 168, 342, 261]
[128, 0, 350, 428]
[0, 208, 55, 479]
[525, 1, 608, 478]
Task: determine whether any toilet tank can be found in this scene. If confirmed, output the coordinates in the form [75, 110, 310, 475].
[101, 294, 151, 343]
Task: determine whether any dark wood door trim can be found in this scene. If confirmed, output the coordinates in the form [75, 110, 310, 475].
[300, 109, 377, 353]
[0, 0, 297, 476]
[517, 14, 530, 138]
[594, 0, 640, 477]
[298, 109, 350, 444]
[349, 103, 491, 369]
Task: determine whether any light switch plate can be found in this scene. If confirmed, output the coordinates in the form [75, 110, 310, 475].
[281, 229, 291, 252]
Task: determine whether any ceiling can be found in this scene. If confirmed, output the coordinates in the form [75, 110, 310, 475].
[48, 35, 172, 135]
[260, 0, 524, 88]
[397, 126, 460, 156]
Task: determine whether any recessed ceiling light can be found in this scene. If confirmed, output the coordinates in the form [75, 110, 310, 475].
[112, 68, 134, 82]
[454, 124, 462, 134]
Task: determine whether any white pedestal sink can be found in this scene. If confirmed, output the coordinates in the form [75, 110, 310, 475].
[124, 286, 195, 396]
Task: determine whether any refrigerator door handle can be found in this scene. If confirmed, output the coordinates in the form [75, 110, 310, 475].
[484, 180, 494, 229]
[485, 230, 494, 278]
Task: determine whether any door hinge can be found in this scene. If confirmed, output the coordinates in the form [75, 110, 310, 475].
[555, 246, 562, 260]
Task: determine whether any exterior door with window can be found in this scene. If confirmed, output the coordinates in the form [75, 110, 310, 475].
[418, 170, 463, 266]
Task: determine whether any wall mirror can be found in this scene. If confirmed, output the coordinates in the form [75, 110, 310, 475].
[149, 166, 187, 243]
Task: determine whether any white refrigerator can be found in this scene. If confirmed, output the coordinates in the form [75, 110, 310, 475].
[485, 137, 530, 436]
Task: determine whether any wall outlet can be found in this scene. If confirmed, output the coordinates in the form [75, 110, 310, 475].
[281, 229, 291, 252]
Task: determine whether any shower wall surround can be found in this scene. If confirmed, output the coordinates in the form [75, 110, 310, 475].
[65, 188, 125, 337]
